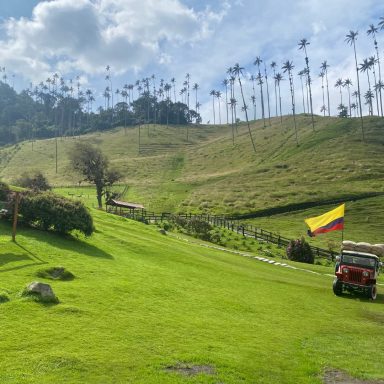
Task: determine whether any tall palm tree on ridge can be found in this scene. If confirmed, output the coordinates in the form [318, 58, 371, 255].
[345, 30, 365, 141]
[368, 23, 383, 116]
[232, 64, 256, 152]
[298, 38, 315, 131]
[282, 60, 299, 145]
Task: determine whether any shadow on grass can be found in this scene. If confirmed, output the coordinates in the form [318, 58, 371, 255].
[0, 243, 48, 273]
[336, 292, 384, 305]
[0, 252, 31, 267]
[25, 231, 114, 260]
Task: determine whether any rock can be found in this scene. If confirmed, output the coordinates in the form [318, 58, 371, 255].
[158, 228, 167, 235]
[25, 282, 58, 303]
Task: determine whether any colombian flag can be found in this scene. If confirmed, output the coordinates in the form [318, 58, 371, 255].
[305, 204, 345, 237]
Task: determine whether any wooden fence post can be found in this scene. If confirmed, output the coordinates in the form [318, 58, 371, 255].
[12, 192, 20, 242]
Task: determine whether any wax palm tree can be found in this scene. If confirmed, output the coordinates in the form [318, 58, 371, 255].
[321, 61, 331, 116]
[274, 72, 284, 123]
[271, 61, 278, 117]
[282, 60, 298, 145]
[298, 69, 307, 113]
[170, 78, 176, 103]
[364, 90, 375, 113]
[335, 78, 343, 106]
[215, 91, 222, 124]
[343, 79, 352, 117]
[367, 23, 383, 116]
[222, 79, 229, 124]
[298, 39, 315, 130]
[210, 89, 216, 124]
[352, 90, 359, 116]
[359, 58, 373, 115]
[253, 57, 265, 124]
[232, 64, 256, 152]
[368, 56, 380, 115]
[345, 31, 364, 140]
[264, 63, 271, 125]
[251, 95, 257, 120]
[229, 97, 237, 144]
[351, 102, 357, 117]
[193, 83, 199, 115]
[257, 73, 266, 127]
[249, 74, 257, 118]
[319, 71, 326, 116]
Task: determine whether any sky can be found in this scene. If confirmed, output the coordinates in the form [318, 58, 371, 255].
[0, 0, 384, 122]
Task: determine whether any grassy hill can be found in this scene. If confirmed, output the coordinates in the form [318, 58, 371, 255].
[1, 114, 383, 244]
[1, 209, 384, 383]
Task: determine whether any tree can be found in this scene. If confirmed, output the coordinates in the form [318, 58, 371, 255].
[222, 79, 229, 124]
[367, 23, 383, 116]
[70, 142, 121, 209]
[319, 71, 326, 116]
[232, 64, 256, 152]
[335, 78, 344, 105]
[321, 61, 331, 116]
[15, 171, 51, 191]
[345, 30, 364, 141]
[298, 38, 315, 130]
[359, 58, 373, 115]
[210, 89, 216, 124]
[254, 57, 265, 126]
[282, 60, 299, 145]
[343, 78, 353, 117]
[274, 72, 284, 123]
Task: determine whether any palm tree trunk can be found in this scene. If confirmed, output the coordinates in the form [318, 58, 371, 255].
[353, 41, 365, 141]
[238, 76, 256, 152]
[325, 69, 331, 116]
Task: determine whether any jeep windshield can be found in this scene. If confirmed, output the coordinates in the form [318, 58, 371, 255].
[341, 254, 377, 269]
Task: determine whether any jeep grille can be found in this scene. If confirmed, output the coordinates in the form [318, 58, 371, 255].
[348, 269, 363, 283]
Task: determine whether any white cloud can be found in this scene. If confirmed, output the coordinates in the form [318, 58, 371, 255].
[0, 0, 223, 82]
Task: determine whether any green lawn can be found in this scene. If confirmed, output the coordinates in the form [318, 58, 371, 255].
[0, 209, 383, 383]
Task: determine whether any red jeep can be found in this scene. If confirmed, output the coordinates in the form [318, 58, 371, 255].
[333, 250, 381, 300]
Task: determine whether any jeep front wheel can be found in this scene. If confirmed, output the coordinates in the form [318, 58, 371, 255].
[367, 285, 377, 300]
[333, 279, 342, 296]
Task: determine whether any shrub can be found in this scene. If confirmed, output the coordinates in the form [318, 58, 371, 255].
[15, 171, 51, 191]
[19, 192, 94, 236]
[286, 237, 314, 264]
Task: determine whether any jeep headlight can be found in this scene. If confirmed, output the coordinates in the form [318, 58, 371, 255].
[362, 271, 370, 277]
[342, 268, 349, 274]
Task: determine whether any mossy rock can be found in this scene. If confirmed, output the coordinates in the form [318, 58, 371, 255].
[0, 291, 10, 303]
[36, 267, 75, 281]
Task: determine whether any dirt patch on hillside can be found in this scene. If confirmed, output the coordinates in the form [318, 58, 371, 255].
[324, 369, 384, 384]
[165, 363, 215, 376]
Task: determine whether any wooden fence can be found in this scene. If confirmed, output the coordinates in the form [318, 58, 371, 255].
[111, 209, 337, 261]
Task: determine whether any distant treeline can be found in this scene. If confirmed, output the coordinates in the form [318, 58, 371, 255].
[0, 82, 201, 146]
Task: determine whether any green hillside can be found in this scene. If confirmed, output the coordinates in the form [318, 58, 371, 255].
[1, 115, 383, 243]
[0, 209, 383, 383]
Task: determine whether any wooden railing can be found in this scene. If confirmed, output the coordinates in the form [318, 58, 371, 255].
[108, 208, 337, 261]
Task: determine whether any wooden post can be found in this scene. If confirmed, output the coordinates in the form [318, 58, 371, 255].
[12, 192, 20, 242]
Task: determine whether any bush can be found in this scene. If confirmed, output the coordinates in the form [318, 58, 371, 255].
[15, 171, 51, 191]
[19, 192, 94, 236]
[286, 237, 314, 264]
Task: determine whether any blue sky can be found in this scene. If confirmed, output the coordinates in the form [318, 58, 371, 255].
[1, 0, 384, 121]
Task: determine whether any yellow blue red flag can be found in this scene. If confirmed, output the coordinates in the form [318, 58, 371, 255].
[305, 204, 345, 237]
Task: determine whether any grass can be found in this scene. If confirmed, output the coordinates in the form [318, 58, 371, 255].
[1, 116, 383, 216]
[0, 209, 384, 383]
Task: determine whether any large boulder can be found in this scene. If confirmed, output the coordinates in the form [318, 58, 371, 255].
[24, 282, 59, 303]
